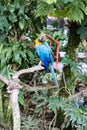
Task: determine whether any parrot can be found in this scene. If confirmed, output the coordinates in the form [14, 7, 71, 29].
[35, 33, 59, 87]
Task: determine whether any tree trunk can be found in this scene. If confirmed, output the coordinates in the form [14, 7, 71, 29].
[63, 22, 80, 87]
[55, 22, 80, 129]
[10, 89, 20, 130]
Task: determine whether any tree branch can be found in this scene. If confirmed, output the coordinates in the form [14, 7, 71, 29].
[0, 74, 9, 85]
[23, 84, 57, 92]
[46, 34, 60, 45]
[12, 65, 44, 79]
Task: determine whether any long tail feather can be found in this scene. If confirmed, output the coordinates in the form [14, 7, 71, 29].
[50, 63, 59, 87]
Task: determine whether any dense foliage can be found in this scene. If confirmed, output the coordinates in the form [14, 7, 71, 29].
[0, 0, 87, 130]
[36, 0, 87, 23]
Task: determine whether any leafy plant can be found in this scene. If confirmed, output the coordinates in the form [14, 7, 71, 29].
[53, 29, 68, 50]
[48, 96, 87, 130]
[18, 90, 25, 106]
[36, 0, 87, 23]
[0, 0, 46, 42]
[77, 15, 87, 38]
[32, 90, 48, 116]
[61, 55, 82, 74]
[35, 0, 54, 17]
[38, 72, 60, 85]
[21, 115, 41, 130]
[0, 41, 36, 72]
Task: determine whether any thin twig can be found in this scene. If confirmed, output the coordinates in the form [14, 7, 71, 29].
[49, 113, 57, 130]
[62, 71, 71, 96]
[23, 84, 57, 92]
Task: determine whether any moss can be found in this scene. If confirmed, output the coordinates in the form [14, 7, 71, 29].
[4, 98, 12, 127]
[66, 22, 80, 61]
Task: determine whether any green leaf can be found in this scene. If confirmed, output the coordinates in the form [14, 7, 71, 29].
[0, 67, 9, 80]
[1, 58, 6, 69]
[0, 44, 3, 53]
[63, 0, 74, 3]
[67, 7, 83, 23]
[79, 2, 85, 11]
[18, 90, 25, 106]
[6, 47, 12, 60]
[8, 4, 15, 13]
[36, 1, 53, 17]
[13, 51, 21, 64]
[0, 81, 4, 88]
[81, 16, 87, 26]
[77, 26, 87, 38]
[12, 43, 19, 51]
[65, 1, 85, 22]
[61, 55, 71, 65]
[63, 0, 69, 4]
[19, 19, 25, 30]
[42, 0, 57, 4]
[0, 16, 9, 32]
[69, 0, 74, 2]
[9, 14, 17, 23]
[27, 50, 34, 59]
[48, 96, 60, 113]
[0, 4, 4, 13]
[20, 51, 27, 59]
[70, 62, 82, 74]
[14, 0, 20, 8]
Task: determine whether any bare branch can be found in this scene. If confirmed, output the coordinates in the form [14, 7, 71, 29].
[0, 74, 9, 85]
[46, 34, 60, 45]
[23, 84, 57, 92]
[12, 65, 44, 79]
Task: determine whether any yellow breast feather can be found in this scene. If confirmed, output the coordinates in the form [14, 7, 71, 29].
[35, 38, 43, 48]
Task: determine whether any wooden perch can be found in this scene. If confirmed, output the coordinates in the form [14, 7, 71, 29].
[46, 34, 60, 45]
[46, 34, 60, 69]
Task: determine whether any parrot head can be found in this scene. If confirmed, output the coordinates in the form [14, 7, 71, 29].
[38, 33, 46, 42]
[35, 33, 46, 48]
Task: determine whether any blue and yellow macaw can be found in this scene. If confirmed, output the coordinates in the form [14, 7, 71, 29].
[35, 33, 58, 87]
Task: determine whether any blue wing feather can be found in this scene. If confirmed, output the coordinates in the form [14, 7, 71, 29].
[36, 42, 54, 71]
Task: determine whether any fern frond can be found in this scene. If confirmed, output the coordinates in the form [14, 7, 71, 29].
[35, 0, 53, 17]
[65, 1, 86, 23]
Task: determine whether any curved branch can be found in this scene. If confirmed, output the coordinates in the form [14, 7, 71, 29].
[0, 74, 9, 85]
[12, 65, 44, 79]
[46, 34, 60, 45]
[46, 34, 60, 69]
